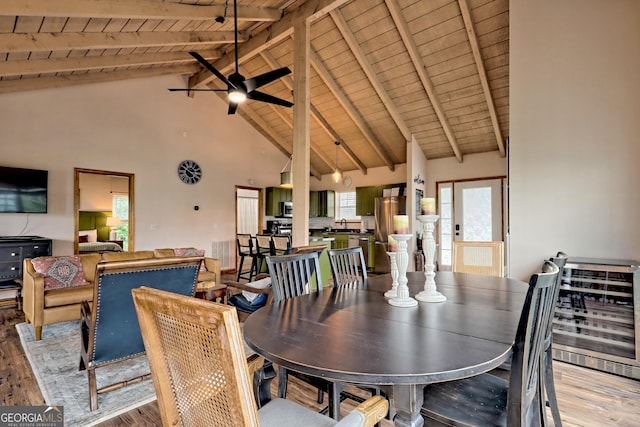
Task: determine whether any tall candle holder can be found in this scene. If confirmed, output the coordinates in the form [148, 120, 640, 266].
[415, 215, 446, 303]
[384, 251, 399, 298]
[388, 234, 418, 307]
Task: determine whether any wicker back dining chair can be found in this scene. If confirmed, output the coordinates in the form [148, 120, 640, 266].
[422, 260, 560, 426]
[132, 286, 389, 427]
[452, 240, 504, 276]
[328, 246, 368, 287]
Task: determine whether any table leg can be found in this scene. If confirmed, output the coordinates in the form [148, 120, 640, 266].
[392, 384, 424, 427]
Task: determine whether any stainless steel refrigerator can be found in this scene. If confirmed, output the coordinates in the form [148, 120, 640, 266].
[374, 196, 406, 273]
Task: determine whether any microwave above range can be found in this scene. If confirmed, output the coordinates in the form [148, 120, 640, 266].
[278, 201, 293, 217]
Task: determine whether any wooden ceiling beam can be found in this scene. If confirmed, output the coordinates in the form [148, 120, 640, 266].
[235, 101, 322, 180]
[259, 50, 367, 175]
[310, 49, 395, 171]
[458, 0, 506, 157]
[0, 31, 242, 54]
[329, 9, 412, 143]
[191, 0, 352, 89]
[0, 50, 221, 77]
[0, 63, 199, 94]
[0, 0, 280, 22]
[384, 0, 463, 162]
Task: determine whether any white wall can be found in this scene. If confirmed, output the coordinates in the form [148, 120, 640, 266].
[0, 74, 287, 255]
[510, 0, 640, 279]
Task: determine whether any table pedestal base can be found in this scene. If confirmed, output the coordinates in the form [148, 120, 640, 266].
[392, 384, 425, 427]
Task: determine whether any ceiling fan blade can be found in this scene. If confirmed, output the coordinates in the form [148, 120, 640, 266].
[244, 67, 292, 92]
[168, 88, 227, 92]
[228, 102, 239, 115]
[247, 90, 294, 108]
[189, 51, 235, 88]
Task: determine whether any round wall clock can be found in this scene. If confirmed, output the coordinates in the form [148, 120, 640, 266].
[178, 160, 202, 184]
[342, 176, 352, 188]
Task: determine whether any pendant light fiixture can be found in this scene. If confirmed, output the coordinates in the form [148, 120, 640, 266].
[332, 141, 342, 183]
[280, 155, 293, 188]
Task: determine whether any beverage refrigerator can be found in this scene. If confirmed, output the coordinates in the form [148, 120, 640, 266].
[373, 196, 406, 273]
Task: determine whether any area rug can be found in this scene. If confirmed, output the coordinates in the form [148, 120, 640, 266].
[16, 320, 156, 427]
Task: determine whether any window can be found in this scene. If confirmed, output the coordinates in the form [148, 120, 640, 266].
[335, 191, 360, 220]
[112, 193, 129, 250]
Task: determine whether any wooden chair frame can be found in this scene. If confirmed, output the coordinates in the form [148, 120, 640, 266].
[132, 286, 389, 427]
[78, 256, 201, 411]
[422, 261, 560, 426]
[328, 246, 368, 287]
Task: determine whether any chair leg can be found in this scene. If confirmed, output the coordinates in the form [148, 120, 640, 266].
[544, 348, 562, 426]
[237, 255, 246, 281]
[88, 368, 98, 411]
[277, 366, 288, 399]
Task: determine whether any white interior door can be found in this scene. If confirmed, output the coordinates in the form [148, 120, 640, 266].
[438, 178, 505, 270]
[453, 179, 503, 241]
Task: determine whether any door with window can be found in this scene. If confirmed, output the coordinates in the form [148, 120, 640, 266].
[438, 178, 505, 270]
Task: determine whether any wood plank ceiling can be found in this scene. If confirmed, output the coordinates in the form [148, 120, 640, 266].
[0, 0, 509, 179]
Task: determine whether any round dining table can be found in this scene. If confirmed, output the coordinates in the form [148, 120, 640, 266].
[243, 271, 529, 427]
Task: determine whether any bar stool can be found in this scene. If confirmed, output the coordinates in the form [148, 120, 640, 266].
[271, 234, 292, 256]
[236, 234, 258, 282]
[255, 234, 275, 273]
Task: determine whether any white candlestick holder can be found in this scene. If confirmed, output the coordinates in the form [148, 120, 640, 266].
[384, 251, 399, 298]
[415, 215, 446, 303]
[388, 234, 418, 307]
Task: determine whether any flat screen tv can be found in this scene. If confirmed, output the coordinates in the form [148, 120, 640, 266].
[0, 166, 48, 213]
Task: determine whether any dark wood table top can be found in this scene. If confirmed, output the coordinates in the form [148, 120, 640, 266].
[243, 271, 529, 386]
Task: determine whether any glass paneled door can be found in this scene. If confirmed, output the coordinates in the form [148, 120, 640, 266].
[454, 179, 503, 242]
[438, 178, 505, 270]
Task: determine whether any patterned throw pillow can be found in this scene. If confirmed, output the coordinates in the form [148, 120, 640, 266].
[174, 248, 207, 271]
[31, 256, 89, 290]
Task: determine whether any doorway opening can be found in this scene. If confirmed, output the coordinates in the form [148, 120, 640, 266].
[235, 186, 263, 274]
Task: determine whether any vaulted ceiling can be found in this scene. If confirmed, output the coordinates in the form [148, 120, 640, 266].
[0, 0, 509, 179]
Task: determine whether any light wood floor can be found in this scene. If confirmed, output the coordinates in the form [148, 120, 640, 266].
[1, 304, 638, 426]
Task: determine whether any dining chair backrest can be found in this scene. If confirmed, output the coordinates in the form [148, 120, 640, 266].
[328, 247, 367, 287]
[507, 260, 560, 425]
[544, 251, 567, 347]
[452, 241, 504, 276]
[132, 286, 260, 426]
[266, 252, 322, 303]
[132, 286, 390, 427]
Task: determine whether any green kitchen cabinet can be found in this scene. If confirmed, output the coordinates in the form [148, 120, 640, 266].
[266, 187, 292, 216]
[356, 184, 407, 216]
[309, 190, 334, 218]
[309, 191, 319, 217]
[332, 234, 349, 249]
[318, 190, 335, 217]
[355, 186, 383, 216]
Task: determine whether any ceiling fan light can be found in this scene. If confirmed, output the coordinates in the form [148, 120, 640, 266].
[228, 89, 246, 103]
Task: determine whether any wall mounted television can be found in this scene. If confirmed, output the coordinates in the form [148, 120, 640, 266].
[0, 166, 48, 213]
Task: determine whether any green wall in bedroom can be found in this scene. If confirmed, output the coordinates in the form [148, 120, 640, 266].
[79, 211, 112, 241]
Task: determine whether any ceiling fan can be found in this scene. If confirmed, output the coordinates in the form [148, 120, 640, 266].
[168, 0, 293, 115]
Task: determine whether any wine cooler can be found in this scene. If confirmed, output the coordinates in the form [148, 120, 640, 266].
[552, 257, 639, 379]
